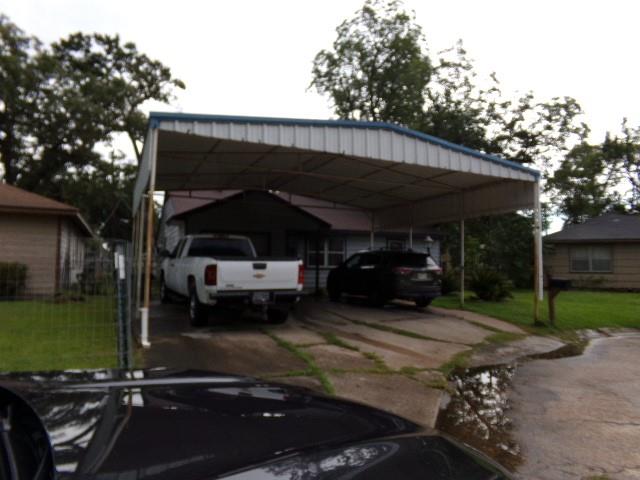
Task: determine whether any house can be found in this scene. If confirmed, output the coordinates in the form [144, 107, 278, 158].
[159, 190, 441, 291]
[0, 183, 94, 296]
[544, 213, 640, 290]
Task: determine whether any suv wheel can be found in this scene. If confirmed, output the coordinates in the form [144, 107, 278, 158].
[367, 288, 386, 308]
[415, 297, 432, 308]
[188, 285, 208, 327]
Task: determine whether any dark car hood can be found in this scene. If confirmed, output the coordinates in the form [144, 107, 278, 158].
[0, 368, 509, 479]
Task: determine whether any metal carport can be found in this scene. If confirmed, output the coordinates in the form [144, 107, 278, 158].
[132, 112, 543, 347]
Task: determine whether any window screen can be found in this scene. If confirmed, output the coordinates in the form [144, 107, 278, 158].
[570, 245, 612, 273]
[590, 246, 612, 272]
[570, 246, 590, 272]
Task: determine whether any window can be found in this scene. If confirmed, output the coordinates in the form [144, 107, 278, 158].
[359, 253, 381, 268]
[187, 238, 255, 258]
[387, 239, 406, 251]
[570, 245, 612, 272]
[344, 254, 361, 269]
[307, 237, 345, 267]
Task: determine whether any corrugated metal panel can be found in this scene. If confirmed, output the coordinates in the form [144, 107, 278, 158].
[377, 180, 535, 228]
[134, 113, 539, 217]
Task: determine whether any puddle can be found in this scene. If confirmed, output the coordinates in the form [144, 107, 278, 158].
[436, 365, 522, 471]
[436, 340, 589, 473]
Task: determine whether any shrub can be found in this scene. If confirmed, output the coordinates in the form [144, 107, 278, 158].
[440, 268, 460, 295]
[469, 267, 513, 301]
[0, 262, 28, 299]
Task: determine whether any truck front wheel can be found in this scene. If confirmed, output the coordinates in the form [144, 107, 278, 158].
[188, 285, 208, 327]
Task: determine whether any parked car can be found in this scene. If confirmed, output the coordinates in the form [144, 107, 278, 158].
[159, 235, 303, 326]
[327, 249, 442, 308]
[0, 368, 512, 479]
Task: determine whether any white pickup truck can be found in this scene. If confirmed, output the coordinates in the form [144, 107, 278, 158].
[160, 235, 304, 326]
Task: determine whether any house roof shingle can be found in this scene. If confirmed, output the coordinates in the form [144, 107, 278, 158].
[0, 183, 78, 214]
[0, 183, 94, 237]
[545, 213, 640, 243]
[166, 190, 439, 235]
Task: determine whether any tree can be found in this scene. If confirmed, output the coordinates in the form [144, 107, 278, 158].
[49, 33, 185, 163]
[311, 0, 431, 126]
[0, 15, 42, 185]
[0, 15, 184, 238]
[548, 141, 620, 224]
[311, 0, 592, 287]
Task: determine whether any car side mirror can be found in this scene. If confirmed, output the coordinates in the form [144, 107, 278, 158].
[159, 249, 173, 258]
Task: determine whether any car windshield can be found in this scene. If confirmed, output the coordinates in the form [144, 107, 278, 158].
[387, 252, 438, 268]
[187, 238, 255, 258]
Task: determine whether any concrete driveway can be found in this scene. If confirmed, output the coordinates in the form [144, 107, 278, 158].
[143, 297, 522, 427]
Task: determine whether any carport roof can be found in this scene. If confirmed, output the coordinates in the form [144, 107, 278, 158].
[134, 112, 540, 227]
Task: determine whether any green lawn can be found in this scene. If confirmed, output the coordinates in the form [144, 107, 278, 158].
[432, 290, 640, 331]
[0, 296, 119, 372]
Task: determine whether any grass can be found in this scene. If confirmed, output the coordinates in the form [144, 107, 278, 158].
[432, 289, 640, 331]
[0, 296, 119, 372]
[264, 330, 336, 395]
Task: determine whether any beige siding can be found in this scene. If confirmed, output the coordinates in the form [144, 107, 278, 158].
[545, 242, 640, 290]
[0, 213, 59, 295]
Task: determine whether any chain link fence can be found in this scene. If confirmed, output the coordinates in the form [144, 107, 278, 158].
[0, 239, 133, 373]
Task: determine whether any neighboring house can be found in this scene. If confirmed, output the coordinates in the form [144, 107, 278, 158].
[0, 183, 94, 296]
[159, 190, 441, 291]
[544, 213, 640, 290]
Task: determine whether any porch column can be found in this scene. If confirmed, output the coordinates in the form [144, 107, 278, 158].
[533, 178, 544, 324]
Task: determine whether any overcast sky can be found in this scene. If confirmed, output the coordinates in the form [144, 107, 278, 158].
[4, 0, 639, 145]
[2, 0, 638, 232]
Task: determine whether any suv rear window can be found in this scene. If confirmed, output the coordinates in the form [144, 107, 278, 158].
[386, 252, 435, 268]
[188, 238, 255, 258]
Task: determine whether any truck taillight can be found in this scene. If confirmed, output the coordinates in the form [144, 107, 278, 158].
[298, 264, 304, 285]
[205, 265, 217, 286]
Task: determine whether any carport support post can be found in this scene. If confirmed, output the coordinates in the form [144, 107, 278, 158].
[533, 179, 544, 324]
[460, 217, 465, 308]
[370, 212, 375, 248]
[459, 194, 465, 308]
[140, 128, 158, 348]
[134, 196, 146, 317]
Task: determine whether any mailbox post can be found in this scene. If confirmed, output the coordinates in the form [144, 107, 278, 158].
[547, 277, 571, 327]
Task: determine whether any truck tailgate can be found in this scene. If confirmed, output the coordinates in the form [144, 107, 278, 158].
[216, 260, 300, 291]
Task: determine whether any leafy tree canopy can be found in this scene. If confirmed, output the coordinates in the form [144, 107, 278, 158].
[0, 14, 184, 238]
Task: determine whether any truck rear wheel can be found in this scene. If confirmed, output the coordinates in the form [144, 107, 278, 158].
[189, 286, 208, 327]
[160, 274, 171, 304]
[266, 307, 289, 324]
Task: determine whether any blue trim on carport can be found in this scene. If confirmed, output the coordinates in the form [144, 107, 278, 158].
[149, 111, 540, 178]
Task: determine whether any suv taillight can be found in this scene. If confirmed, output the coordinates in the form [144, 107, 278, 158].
[205, 265, 217, 286]
[393, 267, 414, 276]
[298, 264, 304, 285]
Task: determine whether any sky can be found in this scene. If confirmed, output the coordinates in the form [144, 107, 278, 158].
[2, 0, 639, 231]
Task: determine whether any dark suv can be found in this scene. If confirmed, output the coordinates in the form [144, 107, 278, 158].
[327, 250, 442, 308]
